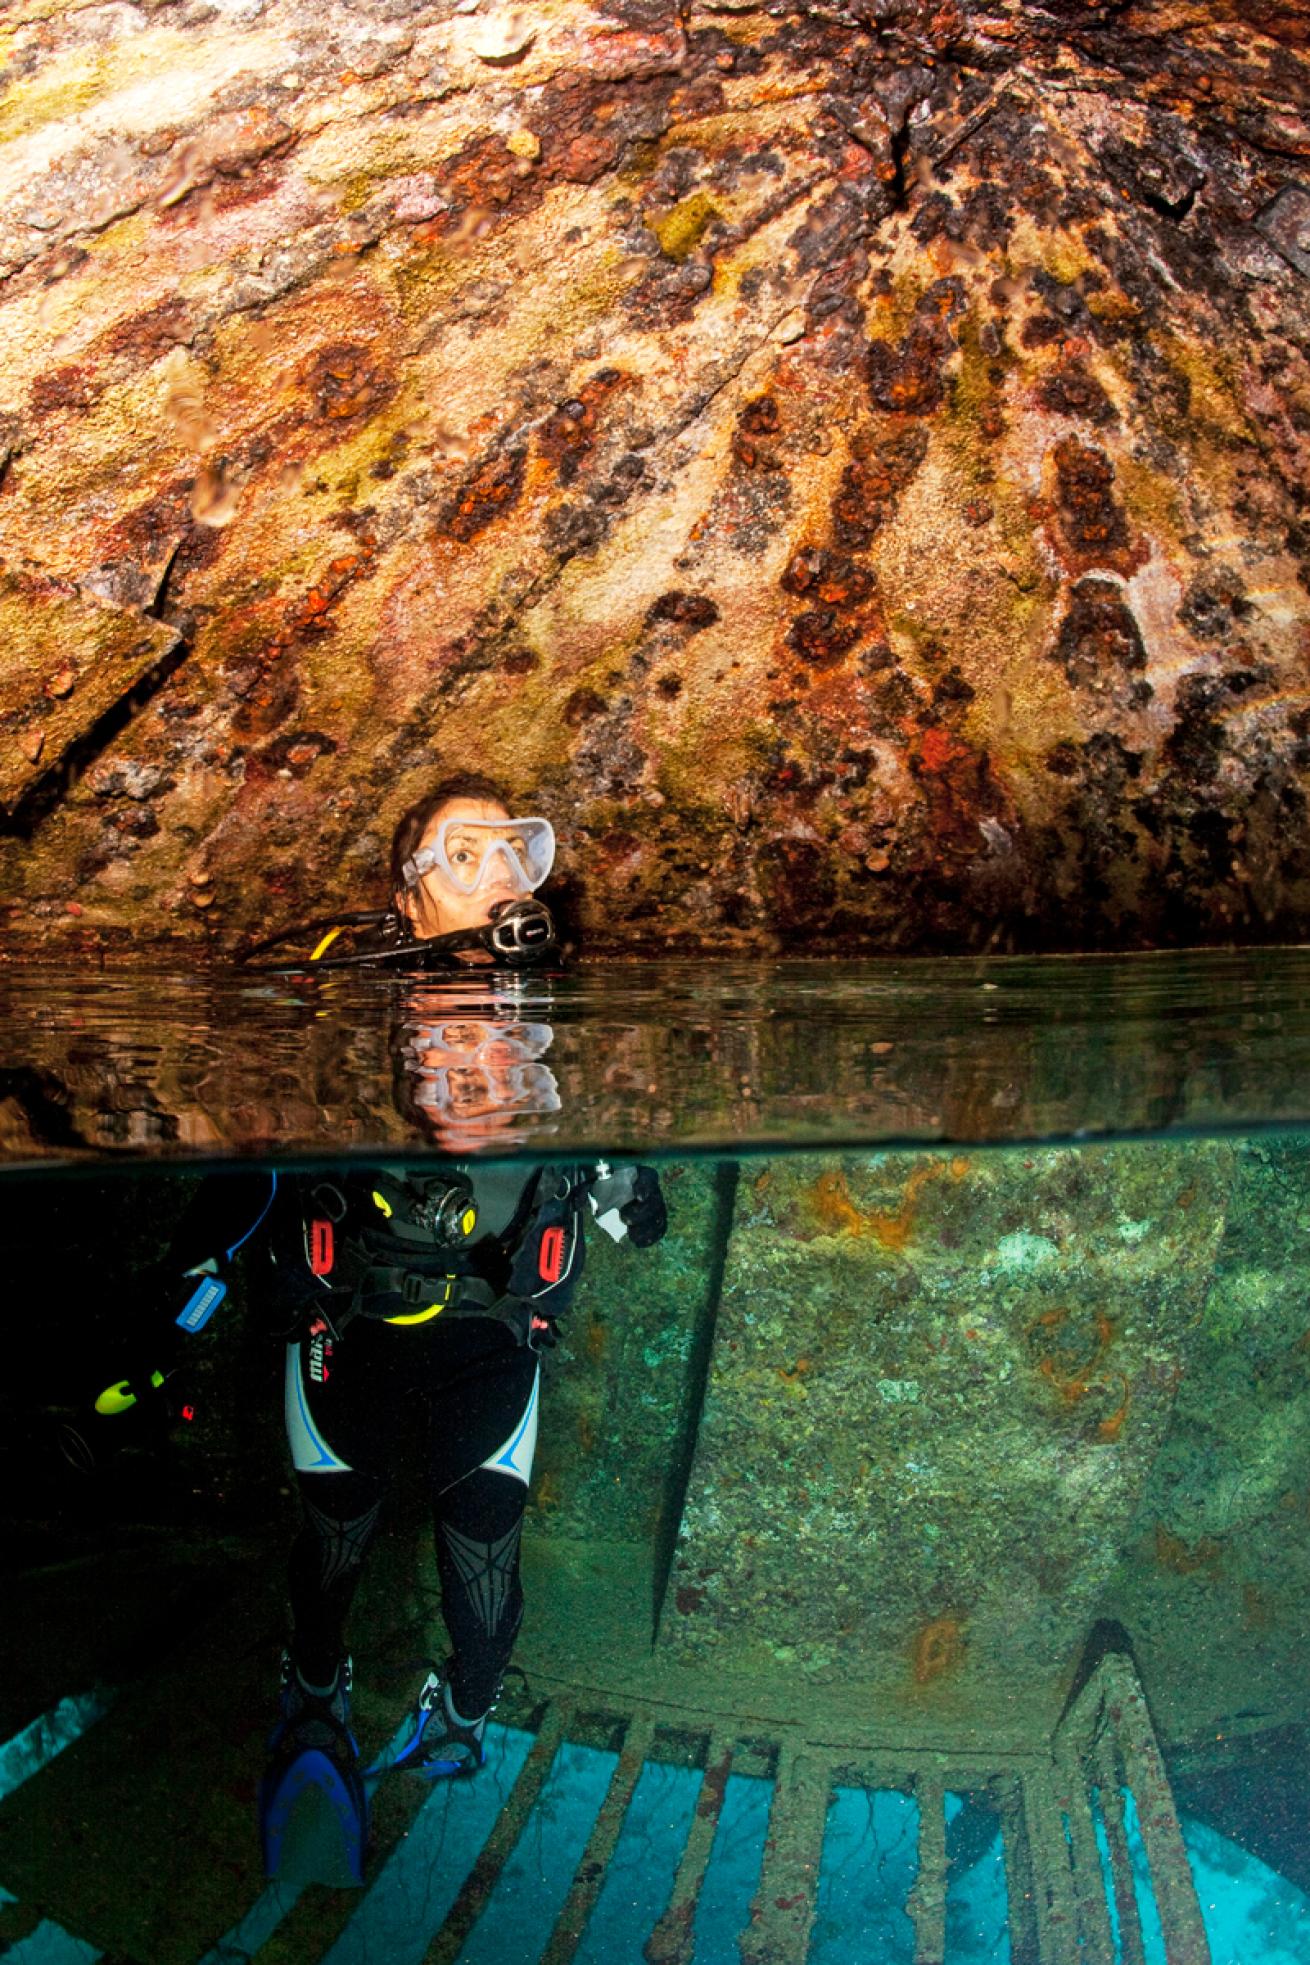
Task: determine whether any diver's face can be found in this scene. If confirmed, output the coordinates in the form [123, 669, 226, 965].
[402, 797, 520, 939]
[405, 1014, 559, 1148]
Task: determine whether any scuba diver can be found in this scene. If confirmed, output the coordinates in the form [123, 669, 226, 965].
[240, 774, 564, 976]
[104, 776, 667, 1889]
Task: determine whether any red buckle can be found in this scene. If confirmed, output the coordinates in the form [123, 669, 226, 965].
[538, 1226, 565, 1284]
[310, 1219, 334, 1276]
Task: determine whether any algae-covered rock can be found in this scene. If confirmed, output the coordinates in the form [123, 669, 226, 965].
[1109, 1134, 1310, 1740]
[659, 1142, 1236, 1729]
[531, 1158, 729, 1543]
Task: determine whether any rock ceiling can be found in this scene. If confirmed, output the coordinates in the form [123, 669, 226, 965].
[0, 0, 1308, 952]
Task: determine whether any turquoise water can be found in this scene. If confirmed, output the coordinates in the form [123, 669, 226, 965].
[4, 953, 1310, 1961]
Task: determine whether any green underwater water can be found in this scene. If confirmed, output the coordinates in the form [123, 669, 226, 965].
[2, 1133, 1310, 1962]
[4, 950, 1310, 1960]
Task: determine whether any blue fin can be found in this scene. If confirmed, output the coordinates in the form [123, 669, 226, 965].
[259, 1745, 368, 1888]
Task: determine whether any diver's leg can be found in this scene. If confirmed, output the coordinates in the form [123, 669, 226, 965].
[260, 1325, 390, 1880]
[282, 1324, 391, 1683]
[434, 1340, 539, 1713]
[287, 1477, 385, 1685]
[433, 1466, 529, 1715]
[394, 1340, 539, 1774]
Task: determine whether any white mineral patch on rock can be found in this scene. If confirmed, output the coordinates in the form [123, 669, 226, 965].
[876, 1379, 921, 1403]
[994, 1232, 1061, 1271]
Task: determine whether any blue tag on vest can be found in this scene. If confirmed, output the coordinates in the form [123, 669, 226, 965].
[175, 1276, 226, 1334]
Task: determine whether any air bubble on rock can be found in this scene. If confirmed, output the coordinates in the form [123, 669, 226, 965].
[432, 422, 474, 463]
[162, 355, 217, 451]
[444, 205, 496, 255]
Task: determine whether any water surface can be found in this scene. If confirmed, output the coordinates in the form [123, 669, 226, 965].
[3, 947, 1310, 1163]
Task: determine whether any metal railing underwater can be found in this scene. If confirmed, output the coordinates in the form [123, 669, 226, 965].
[0, 1629, 1213, 1965]
[269, 1628, 1208, 1965]
[1046, 1626, 1212, 1965]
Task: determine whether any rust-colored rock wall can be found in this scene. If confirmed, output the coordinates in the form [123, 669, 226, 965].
[1, 0, 1308, 953]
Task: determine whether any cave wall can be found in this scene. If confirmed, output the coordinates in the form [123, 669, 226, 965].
[1, 0, 1308, 954]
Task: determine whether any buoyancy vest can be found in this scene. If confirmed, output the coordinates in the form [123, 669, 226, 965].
[265, 1164, 590, 1347]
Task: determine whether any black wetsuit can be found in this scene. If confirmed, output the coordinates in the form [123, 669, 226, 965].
[286, 1312, 535, 1713]
[168, 1162, 594, 1716]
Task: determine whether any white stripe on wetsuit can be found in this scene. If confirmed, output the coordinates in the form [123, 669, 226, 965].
[478, 1363, 540, 1485]
[284, 1343, 353, 1474]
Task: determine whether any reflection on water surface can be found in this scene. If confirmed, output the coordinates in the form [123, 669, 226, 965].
[3, 948, 1310, 1162]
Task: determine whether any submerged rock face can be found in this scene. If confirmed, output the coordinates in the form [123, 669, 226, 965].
[658, 1143, 1236, 1730]
[0, 0, 1308, 952]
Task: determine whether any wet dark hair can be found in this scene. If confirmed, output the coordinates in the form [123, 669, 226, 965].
[389, 773, 513, 898]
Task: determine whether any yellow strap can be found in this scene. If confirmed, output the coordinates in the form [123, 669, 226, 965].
[383, 1302, 445, 1326]
[309, 926, 344, 962]
[383, 1276, 455, 1326]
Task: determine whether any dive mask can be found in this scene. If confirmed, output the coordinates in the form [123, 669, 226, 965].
[401, 1017, 561, 1131]
[402, 816, 555, 897]
[410, 1056, 562, 1129]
